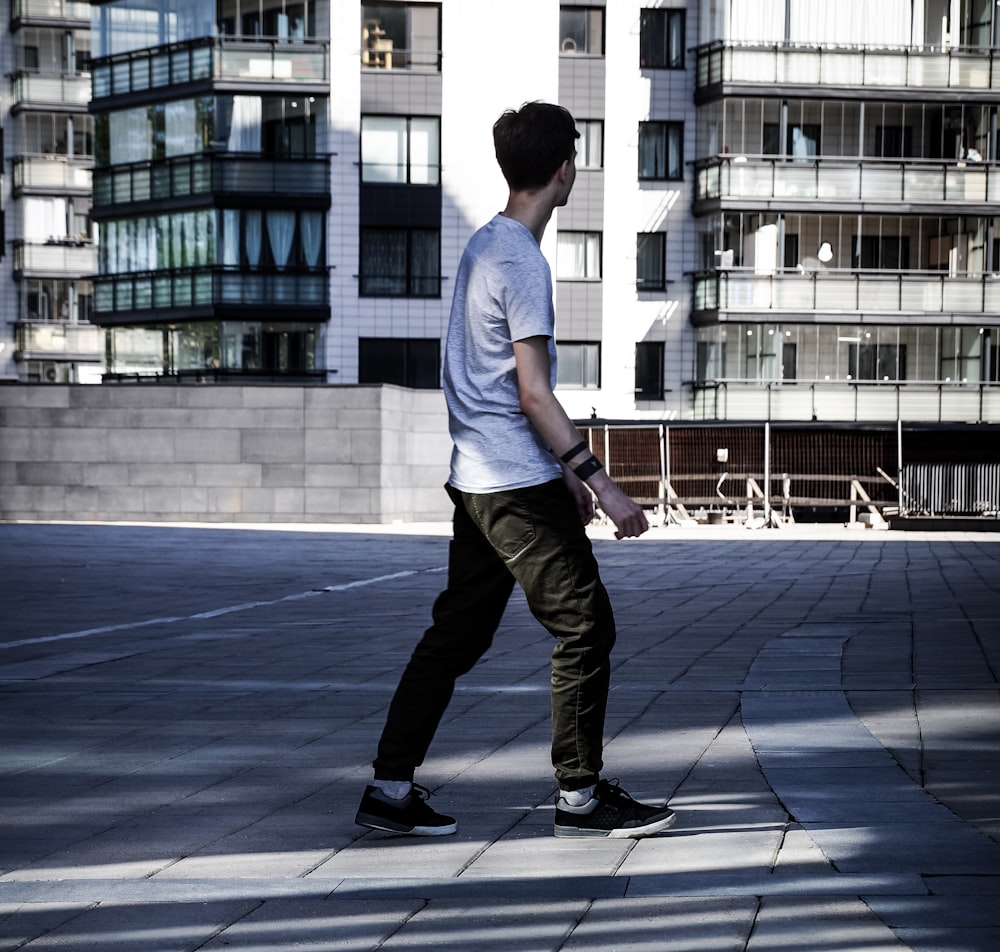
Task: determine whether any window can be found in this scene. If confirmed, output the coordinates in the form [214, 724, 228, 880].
[359, 227, 440, 297]
[559, 6, 604, 54]
[940, 328, 982, 382]
[848, 343, 907, 381]
[576, 120, 603, 169]
[636, 233, 666, 290]
[361, 3, 441, 70]
[763, 123, 820, 158]
[638, 122, 683, 181]
[853, 236, 910, 270]
[635, 341, 665, 399]
[639, 8, 685, 68]
[361, 116, 440, 185]
[359, 337, 440, 388]
[557, 231, 602, 280]
[557, 342, 600, 389]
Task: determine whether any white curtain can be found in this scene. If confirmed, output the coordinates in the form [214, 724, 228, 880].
[361, 116, 406, 183]
[228, 96, 262, 152]
[729, 0, 784, 43]
[409, 118, 439, 185]
[266, 210, 295, 268]
[109, 107, 151, 165]
[245, 210, 262, 266]
[788, 0, 911, 46]
[165, 99, 195, 157]
[25, 197, 67, 239]
[301, 211, 322, 268]
[223, 209, 240, 265]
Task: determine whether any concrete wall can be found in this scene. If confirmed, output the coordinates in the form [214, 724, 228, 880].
[0, 384, 452, 524]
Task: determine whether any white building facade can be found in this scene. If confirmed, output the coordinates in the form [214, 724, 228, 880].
[2, 0, 998, 424]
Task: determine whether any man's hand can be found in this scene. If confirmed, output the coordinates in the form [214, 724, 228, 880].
[594, 483, 649, 539]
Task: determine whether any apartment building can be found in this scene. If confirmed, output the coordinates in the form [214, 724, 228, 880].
[1, 0, 101, 383]
[2, 0, 997, 425]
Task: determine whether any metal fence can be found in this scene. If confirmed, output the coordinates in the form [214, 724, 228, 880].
[577, 422, 1000, 523]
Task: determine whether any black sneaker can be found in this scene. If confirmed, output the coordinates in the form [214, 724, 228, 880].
[355, 783, 458, 836]
[554, 779, 676, 838]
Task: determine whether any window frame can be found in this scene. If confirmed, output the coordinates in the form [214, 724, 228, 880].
[556, 230, 603, 281]
[358, 336, 441, 388]
[638, 121, 683, 181]
[636, 232, 666, 291]
[639, 8, 685, 69]
[559, 6, 605, 55]
[635, 341, 665, 400]
[359, 225, 441, 298]
[575, 119, 604, 170]
[556, 340, 601, 389]
[360, 114, 441, 186]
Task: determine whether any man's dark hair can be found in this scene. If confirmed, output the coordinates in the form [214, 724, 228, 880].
[493, 101, 579, 191]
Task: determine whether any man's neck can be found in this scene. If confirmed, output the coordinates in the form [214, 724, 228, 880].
[500, 192, 555, 245]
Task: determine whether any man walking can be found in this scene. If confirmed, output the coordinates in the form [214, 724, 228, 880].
[355, 102, 676, 839]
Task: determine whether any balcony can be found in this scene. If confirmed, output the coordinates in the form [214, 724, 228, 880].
[694, 156, 1000, 214]
[11, 0, 90, 26]
[13, 155, 92, 196]
[92, 154, 329, 210]
[691, 379, 1000, 424]
[91, 37, 329, 103]
[14, 322, 104, 362]
[92, 267, 329, 324]
[695, 41, 1000, 101]
[693, 270, 1000, 324]
[13, 240, 96, 279]
[9, 70, 91, 111]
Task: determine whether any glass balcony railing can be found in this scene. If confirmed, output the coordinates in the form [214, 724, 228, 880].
[15, 322, 104, 359]
[695, 156, 1000, 207]
[93, 267, 328, 316]
[10, 70, 91, 108]
[696, 41, 1000, 93]
[13, 155, 92, 193]
[13, 240, 96, 277]
[693, 270, 1000, 319]
[691, 379, 1000, 424]
[91, 37, 329, 101]
[11, 0, 91, 23]
[92, 154, 329, 207]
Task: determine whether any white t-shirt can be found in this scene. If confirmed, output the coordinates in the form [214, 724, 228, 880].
[443, 215, 562, 493]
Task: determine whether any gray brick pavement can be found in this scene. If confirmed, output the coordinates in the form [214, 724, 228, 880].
[1, 522, 998, 950]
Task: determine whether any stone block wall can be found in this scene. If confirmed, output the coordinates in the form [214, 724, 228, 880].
[0, 384, 452, 523]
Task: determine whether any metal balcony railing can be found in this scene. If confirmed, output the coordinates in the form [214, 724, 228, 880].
[696, 41, 1000, 94]
[93, 267, 328, 315]
[91, 36, 329, 100]
[92, 154, 329, 208]
[13, 154, 92, 193]
[694, 270, 1000, 319]
[695, 155, 1000, 207]
[13, 240, 97, 278]
[15, 321, 104, 360]
[10, 70, 91, 108]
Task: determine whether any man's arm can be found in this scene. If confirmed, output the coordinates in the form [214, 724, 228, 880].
[513, 336, 648, 539]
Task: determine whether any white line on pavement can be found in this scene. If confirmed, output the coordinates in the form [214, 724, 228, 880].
[3, 570, 423, 650]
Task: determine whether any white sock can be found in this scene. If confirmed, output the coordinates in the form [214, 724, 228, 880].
[559, 784, 596, 807]
[373, 779, 412, 800]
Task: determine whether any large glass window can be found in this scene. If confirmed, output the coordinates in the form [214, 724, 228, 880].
[559, 6, 604, 54]
[637, 233, 666, 290]
[361, 116, 440, 185]
[639, 122, 683, 181]
[576, 120, 603, 169]
[361, 4, 441, 70]
[218, 0, 316, 39]
[359, 337, 440, 388]
[93, 0, 216, 57]
[359, 227, 440, 297]
[848, 342, 907, 381]
[940, 327, 983, 383]
[557, 231, 602, 280]
[639, 8, 684, 68]
[557, 341, 600, 389]
[635, 342, 665, 399]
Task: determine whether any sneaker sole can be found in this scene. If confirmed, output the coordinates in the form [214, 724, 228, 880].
[554, 812, 677, 839]
[355, 811, 458, 836]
